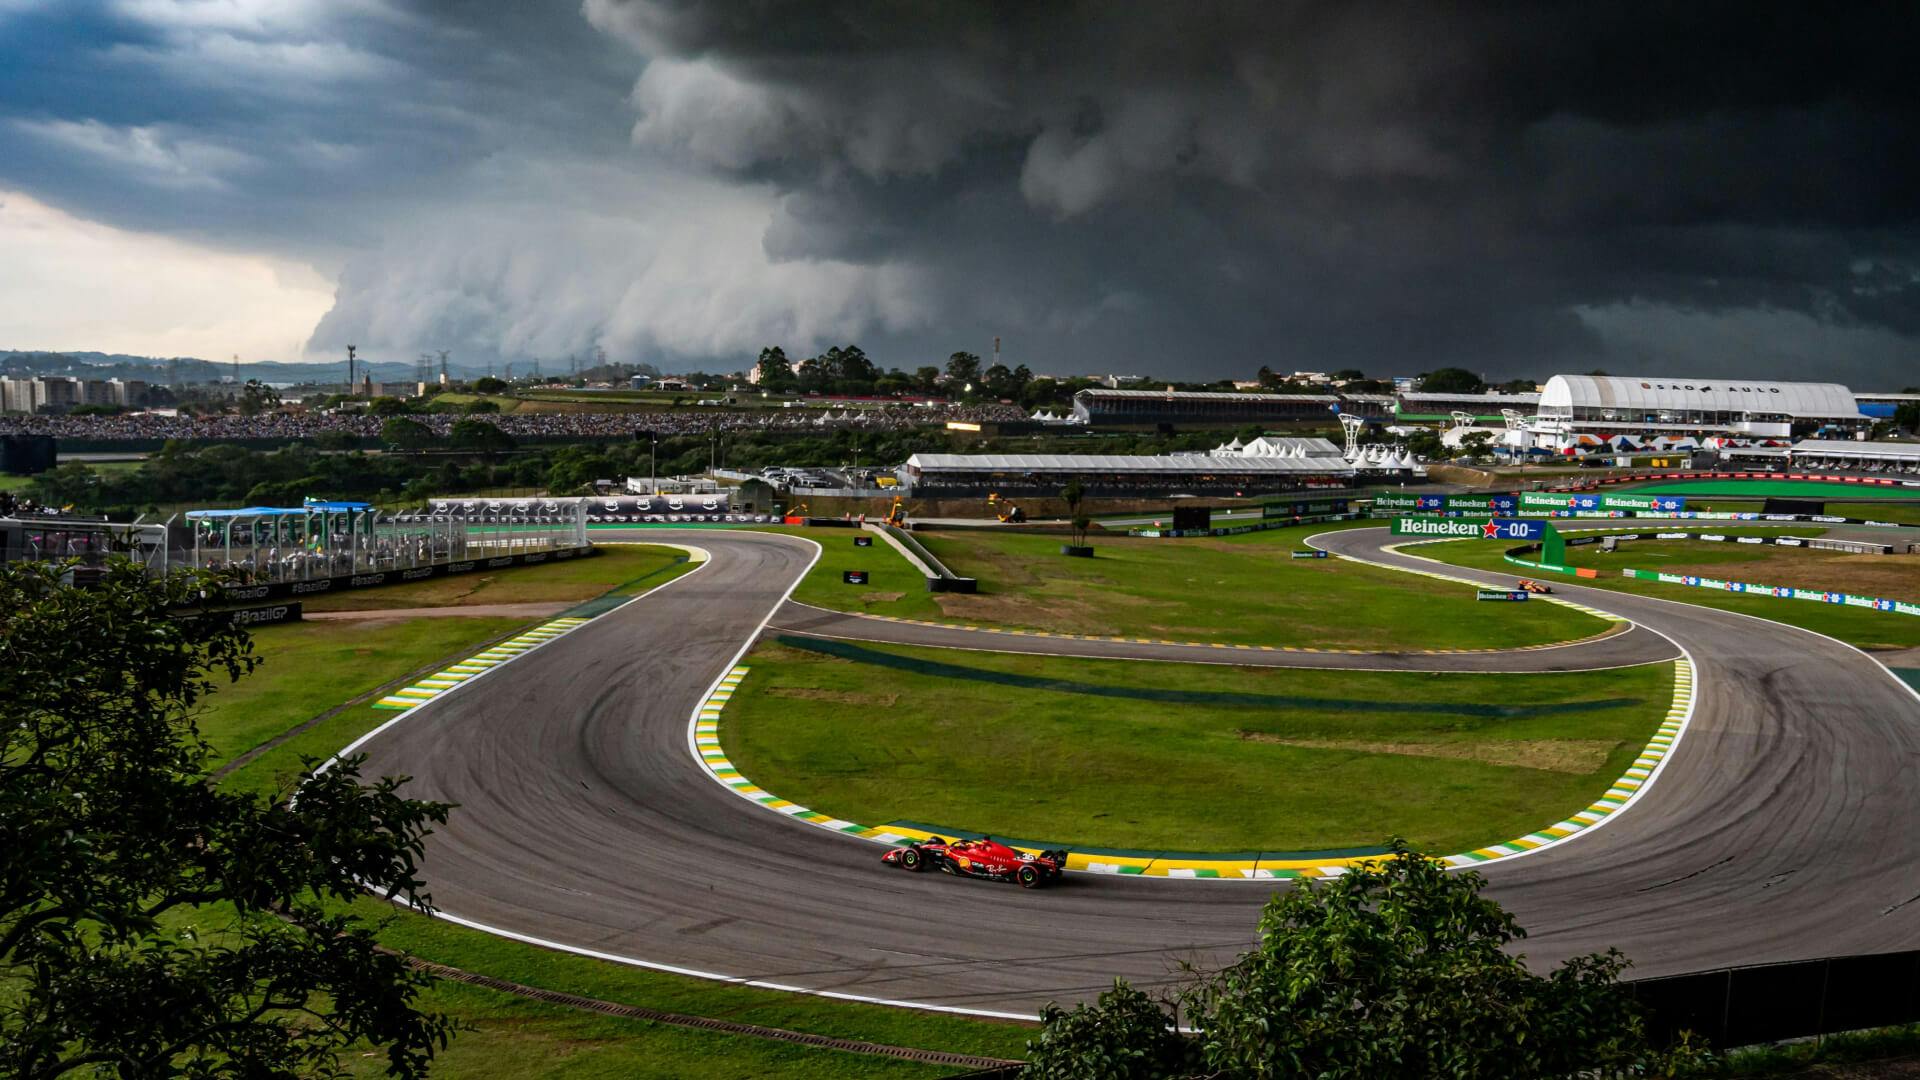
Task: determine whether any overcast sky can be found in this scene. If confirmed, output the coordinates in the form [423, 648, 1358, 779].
[2, 1, 1917, 385]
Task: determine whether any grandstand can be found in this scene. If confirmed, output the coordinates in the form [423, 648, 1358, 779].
[898, 451, 1354, 497]
[1393, 390, 1540, 422]
[1525, 375, 1868, 453]
[1854, 392, 1920, 421]
[1782, 439, 1920, 476]
[1070, 389, 1340, 428]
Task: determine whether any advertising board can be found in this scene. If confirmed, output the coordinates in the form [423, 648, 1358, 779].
[1391, 517, 1546, 541]
[1263, 497, 1352, 519]
[1476, 589, 1530, 601]
[1520, 492, 1687, 513]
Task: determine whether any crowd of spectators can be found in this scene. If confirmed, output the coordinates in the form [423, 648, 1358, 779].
[0, 402, 1029, 442]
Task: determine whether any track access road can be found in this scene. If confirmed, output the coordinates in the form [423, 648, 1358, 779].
[355, 527, 1920, 1016]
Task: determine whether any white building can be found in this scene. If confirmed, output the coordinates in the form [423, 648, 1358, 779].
[1524, 374, 1867, 453]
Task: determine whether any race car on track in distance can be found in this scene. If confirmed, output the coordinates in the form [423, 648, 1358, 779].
[1515, 579, 1553, 594]
[882, 836, 1069, 888]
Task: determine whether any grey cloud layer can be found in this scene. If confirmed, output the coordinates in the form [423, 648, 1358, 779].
[4, 1, 1916, 379]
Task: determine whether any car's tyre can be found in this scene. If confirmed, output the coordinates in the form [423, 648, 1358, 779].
[900, 847, 924, 872]
[1017, 864, 1042, 889]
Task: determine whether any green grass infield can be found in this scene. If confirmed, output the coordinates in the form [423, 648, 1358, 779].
[723, 639, 1674, 856]
[774, 521, 1614, 652]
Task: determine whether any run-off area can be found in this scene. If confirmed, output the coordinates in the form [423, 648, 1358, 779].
[720, 637, 1674, 858]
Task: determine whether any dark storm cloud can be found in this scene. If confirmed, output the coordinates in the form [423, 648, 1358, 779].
[576, 0, 1920, 380]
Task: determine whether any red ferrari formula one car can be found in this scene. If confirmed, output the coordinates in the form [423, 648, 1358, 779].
[1515, 579, 1553, 594]
[881, 836, 1068, 888]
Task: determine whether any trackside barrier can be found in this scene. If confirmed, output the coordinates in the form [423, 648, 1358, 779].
[1128, 512, 1356, 538]
[1630, 950, 1920, 1049]
[1589, 469, 1920, 490]
[212, 545, 597, 604]
[1619, 568, 1920, 616]
[871, 522, 977, 593]
[1374, 507, 1914, 527]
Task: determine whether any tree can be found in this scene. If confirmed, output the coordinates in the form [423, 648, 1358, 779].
[945, 351, 982, 391]
[381, 416, 435, 451]
[1061, 478, 1090, 548]
[462, 399, 501, 415]
[1417, 367, 1485, 394]
[1025, 843, 1685, 1079]
[1896, 400, 1920, 434]
[1, 559, 456, 1078]
[313, 429, 360, 452]
[237, 378, 281, 417]
[470, 376, 507, 395]
[755, 346, 794, 391]
[1404, 429, 1445, 460]
[912, 366, 942, 395]
[448, 418, 515, 456]
[1026, 982, 1198, 1080]
[367, 396, 412, 417]
[1458, 430, 1496, 461]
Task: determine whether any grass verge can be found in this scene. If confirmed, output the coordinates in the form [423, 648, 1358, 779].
[300, 544, 687, 611]
[193, 547, 1030, 1076]
[724, 638, 1673, 855]
[1413, 531, 1920, 650]
[776, 521, 1613, 652]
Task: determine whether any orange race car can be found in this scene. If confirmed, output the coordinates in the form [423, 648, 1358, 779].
[1515, 579, 1554, 594]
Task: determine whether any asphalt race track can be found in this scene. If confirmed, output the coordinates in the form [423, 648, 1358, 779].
[355, 527, 1920, 1016]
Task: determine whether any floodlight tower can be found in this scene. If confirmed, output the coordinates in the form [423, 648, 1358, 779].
[1339, 412, 1367, 459]
[438, 350, 450, 386]
[346, 345, 357, 397]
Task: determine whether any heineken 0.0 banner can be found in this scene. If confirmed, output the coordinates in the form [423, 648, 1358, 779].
[1373, 492, 1518, 512]
[1392, 517, 1546, 540]
[1519, 492, 1687, 513]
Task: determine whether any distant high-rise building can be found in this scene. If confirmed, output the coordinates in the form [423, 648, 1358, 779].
[0, 378, 34, 414]
[108, 378, 148, 407]
[37, 377, 82, 412]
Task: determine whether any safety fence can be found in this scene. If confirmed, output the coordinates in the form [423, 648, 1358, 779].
[1630, 950, 1920, 1049]
[211, 545, 597, 604]
[1619, 567, 1920, 616]
[1128, 511, 1357, 538]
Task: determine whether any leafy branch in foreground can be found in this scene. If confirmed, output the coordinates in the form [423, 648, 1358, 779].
[1027, 840, 1705, 1079]
[2, 559, 456, 1079]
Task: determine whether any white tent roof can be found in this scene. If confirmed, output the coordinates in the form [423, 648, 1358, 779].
[1540, 375, 1861, 419]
